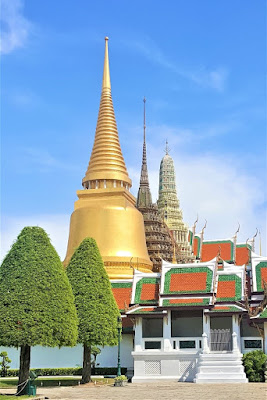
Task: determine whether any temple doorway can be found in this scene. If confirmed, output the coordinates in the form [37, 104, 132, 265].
[210, 316, 232, 351]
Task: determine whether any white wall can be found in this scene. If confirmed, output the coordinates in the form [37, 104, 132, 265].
[0, 333, 134, 370]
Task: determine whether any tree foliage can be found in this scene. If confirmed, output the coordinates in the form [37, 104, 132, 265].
[243, 350, 267, 382]
[67, 238, 119, 384]
[66, 237, 119, 347]
[0, 226, 78, 348]
[0, 351, 11, 377]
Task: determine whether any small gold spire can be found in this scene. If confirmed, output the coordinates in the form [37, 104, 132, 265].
[259, 230, 262, 256]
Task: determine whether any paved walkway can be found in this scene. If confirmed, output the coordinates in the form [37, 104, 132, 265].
[1, 382, 267, 400]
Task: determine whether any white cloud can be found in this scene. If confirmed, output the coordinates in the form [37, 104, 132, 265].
[20, 147, 80, 172]
[0, 0, 32, 54]
[1, 214, 70, 262]
[129, 144, 266, 255]
[1, 146, 266, 263]
[122, 36, 228, 92]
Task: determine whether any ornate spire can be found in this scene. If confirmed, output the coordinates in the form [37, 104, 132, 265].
[165, 139, 170, 155]
[82, 37, 132, 188]
[136, 97, 152, 208]
[140, 97, 149, 187]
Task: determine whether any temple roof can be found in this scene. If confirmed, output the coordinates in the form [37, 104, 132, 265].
[251, 252, 267, 293]
[82, 37, 132, 186]
[201, 239, 234, 263]
[160, 260, 216, 295]
[111, 280, 132, 312]
[161, 297, 212, 307]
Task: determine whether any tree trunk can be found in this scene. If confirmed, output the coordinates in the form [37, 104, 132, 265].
[81, 345, 91, 384]
[17, 345, 31, 395]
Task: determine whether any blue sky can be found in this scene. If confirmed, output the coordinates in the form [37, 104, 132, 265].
[1, 0, 266, 259]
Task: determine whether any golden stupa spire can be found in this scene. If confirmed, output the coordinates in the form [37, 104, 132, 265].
[82, 37, 132, 188]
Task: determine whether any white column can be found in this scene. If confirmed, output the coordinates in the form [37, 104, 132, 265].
[163, 311, 172, 351]
[232, 332, 240, 354]
[202, 312, 210, 353]
[232, 314, 241, 351]
[264, 322, 267, 355]
[134, 317, 142, 352]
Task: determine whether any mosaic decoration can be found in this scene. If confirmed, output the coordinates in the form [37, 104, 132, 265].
[111, 282, 132, 312]
[202, 240, 234, 263]
[130, 307, 163, 314]
[216, 274, 242, 301]
[193, 236, 201, 258]
[235, 244, 251, 266]
[134, 277, 159, 304]
[162, 298, 210, 307]
[210, 305, 245, 313]
[255, 261, 267, 291]
[164, 267, 213, 294]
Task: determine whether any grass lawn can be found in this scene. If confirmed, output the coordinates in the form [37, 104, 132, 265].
[0, 377, 114, 388]
[0, 396, 30, 399]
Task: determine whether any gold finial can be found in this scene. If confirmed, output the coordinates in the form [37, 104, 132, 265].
[102, 36, 111, 90]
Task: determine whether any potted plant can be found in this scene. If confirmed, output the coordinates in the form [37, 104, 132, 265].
[114, 375, 128, 387]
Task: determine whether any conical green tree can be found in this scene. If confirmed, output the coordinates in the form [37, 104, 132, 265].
[0, 227, 78, 395]
[66, 237, 119, 384]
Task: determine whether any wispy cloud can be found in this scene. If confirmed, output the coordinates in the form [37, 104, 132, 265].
[21, 147, 80, 173]
[122, 36, 228, 92]
[6, 89, 41, 108]
[0, 0, 32, 54]
[128, 149, 266, 254]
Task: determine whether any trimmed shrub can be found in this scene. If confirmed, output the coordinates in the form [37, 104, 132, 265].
[6, 367, 127, 377]
[243, 350, 267, 382]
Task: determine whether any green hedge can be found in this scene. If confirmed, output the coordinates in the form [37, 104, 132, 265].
[6, 367, 127, 377]
[243, 350, 267, 382]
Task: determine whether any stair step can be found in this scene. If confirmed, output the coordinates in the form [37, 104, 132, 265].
[199, 367, 244, 373]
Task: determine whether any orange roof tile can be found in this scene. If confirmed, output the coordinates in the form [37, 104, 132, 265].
[140, 283, 159, 301]
[169, 298, 204, 304]
[217, 280, 236, 299]
[111, 286, 132, 311]
[202, 241, 233, 262]
[236, 245, 250, 265]
[170, 272, 207, 292]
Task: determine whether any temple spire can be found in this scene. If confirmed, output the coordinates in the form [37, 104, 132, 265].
[136, 98, 152, 207]
[82, 37, 131, 188]
[140, 97, 149, 187]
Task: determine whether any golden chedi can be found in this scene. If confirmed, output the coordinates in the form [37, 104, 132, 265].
[63, 37, 152, 278]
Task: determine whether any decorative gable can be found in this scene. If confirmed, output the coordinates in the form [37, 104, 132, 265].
[193, 235, 201, 258]
[251, 252, 267, 293]
[216, 274, 242, 301]
[235, 243, 251, 266]
[111, 281, 132, 312]
[202, 240, 234, 263]
[134, 277, 159, 304]
[162, 265, 214, 295]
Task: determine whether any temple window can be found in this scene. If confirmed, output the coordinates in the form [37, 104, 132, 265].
[171, 310, 202, 337]
[142, 318, 163, 338]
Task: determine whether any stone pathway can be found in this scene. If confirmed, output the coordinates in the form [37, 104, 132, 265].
[1, 382, 266, 400]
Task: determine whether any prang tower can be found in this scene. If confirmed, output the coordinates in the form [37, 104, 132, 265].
[64, 38, 152, 278]
[136, 99, 175, 271]
[157, 143, 193, 262]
